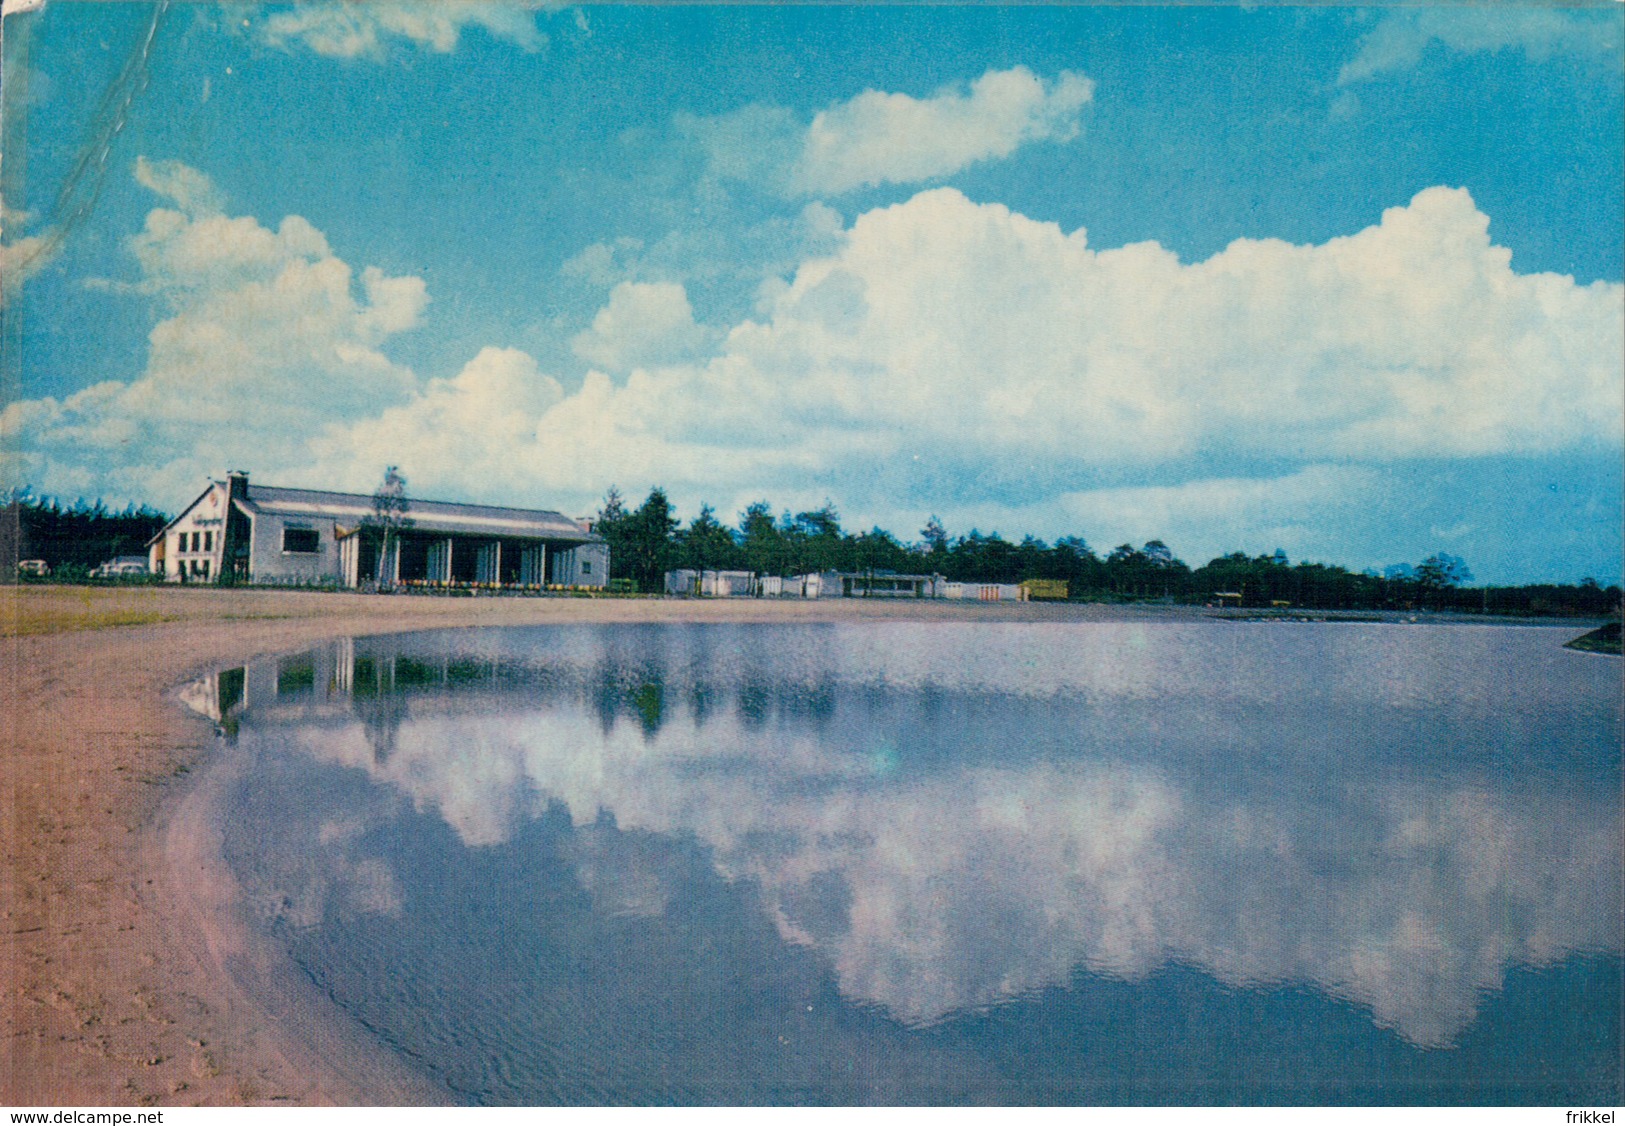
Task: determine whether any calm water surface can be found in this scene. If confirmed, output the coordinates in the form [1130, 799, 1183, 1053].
[200, 621, 1622, 1104]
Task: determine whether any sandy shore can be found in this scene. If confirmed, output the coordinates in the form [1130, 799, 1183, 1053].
[3, 584, 1158, 1106]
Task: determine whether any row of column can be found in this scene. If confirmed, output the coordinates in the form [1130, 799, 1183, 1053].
[426, 538, 550, 585]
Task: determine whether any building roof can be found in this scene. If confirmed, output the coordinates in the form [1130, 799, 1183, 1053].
[237, 484, 600, 542]
[146, 482, 220, 547]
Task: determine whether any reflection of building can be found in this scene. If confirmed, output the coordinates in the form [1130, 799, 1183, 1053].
[148, 472, 608, 588]
[174, 664, 249, 726]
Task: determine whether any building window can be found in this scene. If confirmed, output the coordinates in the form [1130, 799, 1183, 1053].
[581, 561, 592, 574]
[283, 527, 320, 554]
[204, 530, 214, 552]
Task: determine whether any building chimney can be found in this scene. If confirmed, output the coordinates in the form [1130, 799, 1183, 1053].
[226, 470, 249, 504]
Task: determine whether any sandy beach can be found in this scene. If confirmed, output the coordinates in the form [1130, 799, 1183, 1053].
[2, 583, 1152, 1106]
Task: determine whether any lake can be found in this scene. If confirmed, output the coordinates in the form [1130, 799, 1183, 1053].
[192, 620, 1622, 1104]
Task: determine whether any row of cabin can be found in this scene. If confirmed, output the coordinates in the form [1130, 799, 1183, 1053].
[148, 473, 609, 589]
[665, 569, 1034, 601]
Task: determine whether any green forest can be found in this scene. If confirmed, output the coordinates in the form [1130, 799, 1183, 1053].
[4, 496, 168, 579]
[593, 486, 1621, 615]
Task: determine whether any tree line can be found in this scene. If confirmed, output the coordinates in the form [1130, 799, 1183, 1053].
[3, 484, 1619, 618]
[3, 495, 169, 577]
[593, 486, 1622, 615]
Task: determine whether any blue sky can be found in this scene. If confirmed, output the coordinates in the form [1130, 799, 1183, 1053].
[2, 2, 1621, 583]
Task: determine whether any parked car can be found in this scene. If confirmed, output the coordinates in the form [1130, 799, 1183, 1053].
[90, 556, 152, 579]
[16, 559, 50, 577]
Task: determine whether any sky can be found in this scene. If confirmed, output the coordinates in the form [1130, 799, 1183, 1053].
[1, 1, 1620, 584]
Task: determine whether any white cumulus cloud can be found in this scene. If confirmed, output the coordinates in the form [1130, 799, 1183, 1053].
[259, 1, 547, 60]
[1339, 7, 1623, 86]
[684, 66, 1094, 197]
[571, 281, 712, 372]
[8, 170, 1621, 556]
[794, 67, 1094, 194]
[505, 186, 1618, 497]
[306, 346, 564, 497]
[296, 183, 1620, 540]
[2, 161, 426, 504]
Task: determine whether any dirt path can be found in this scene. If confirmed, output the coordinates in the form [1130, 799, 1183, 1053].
[2, 585, 1121, 1105]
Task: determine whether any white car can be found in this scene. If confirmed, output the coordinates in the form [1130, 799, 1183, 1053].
[91, 558, 151, 579]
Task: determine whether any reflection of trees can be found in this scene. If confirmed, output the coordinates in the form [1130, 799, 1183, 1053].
[591, 661, 668, 738]
[276, 655, 316, 696]
[340, 653, 503, 762]
[737, 681, 770, 728]
[630, 682, 663, 736]
[344, 655, 407, 763]
[320, 631, 856, 747]
[355, 686, 409, 765]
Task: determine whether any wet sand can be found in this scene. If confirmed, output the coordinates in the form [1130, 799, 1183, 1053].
[1, 584, 1152, 1106]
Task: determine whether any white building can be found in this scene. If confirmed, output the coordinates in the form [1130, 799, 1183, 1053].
[664, 569, 758, 597]
[798, 571, 943, 598]
[758, 575, 804, 598]
[148, 473, 608, 589]
[937, 581, 1026, 602]
[701, 570, 756, 597]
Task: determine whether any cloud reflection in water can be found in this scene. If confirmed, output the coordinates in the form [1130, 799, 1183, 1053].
[224, 622, 1621, 1052]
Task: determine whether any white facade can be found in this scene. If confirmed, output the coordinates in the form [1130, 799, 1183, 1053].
[149, 480, 232, 582]
[701, 570, 756, 597]
[245, 505, 342, 584]
[938, 582, 1026, 601]
[551, 541, 609, 587]
[802, 571, 845, 598]
[665, 569, 758, 597]
[758, 575, 806, 598]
